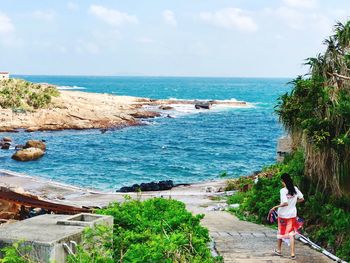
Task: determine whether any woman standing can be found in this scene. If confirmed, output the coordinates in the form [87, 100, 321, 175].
[270, 173, 304, 260]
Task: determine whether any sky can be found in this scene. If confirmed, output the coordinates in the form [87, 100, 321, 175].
[0, 0, 350, 77]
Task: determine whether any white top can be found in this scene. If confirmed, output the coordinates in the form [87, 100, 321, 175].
[278, 186, 303, 218]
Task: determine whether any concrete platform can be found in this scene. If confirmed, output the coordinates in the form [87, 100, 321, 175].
[0, 213, 113, 263]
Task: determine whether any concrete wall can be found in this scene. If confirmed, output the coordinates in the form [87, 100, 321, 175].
[276, 136, 292, 162]
[0, 213, 113, 263]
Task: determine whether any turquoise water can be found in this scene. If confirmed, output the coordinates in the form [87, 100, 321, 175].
[0, 76, 290, 191]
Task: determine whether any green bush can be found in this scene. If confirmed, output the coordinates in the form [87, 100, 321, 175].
[0, 78, 59, 110]
[96, 197, 220, 263]
[67, 224, 114, 263]
[0, 242, 35, 263]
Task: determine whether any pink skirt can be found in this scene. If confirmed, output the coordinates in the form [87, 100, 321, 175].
[277, 217, 303, 239]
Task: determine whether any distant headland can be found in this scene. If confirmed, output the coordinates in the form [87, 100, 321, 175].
[0, 78, 248, 132]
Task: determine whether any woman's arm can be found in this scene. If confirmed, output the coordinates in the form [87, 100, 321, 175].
[297, 198, 304, 203]
[271, 202, 288, 211]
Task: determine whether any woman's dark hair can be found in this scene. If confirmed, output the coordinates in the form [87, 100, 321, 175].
[281, 173, 297, 196]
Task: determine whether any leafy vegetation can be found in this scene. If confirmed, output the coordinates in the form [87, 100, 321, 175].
[1, 198, 219, 263]
[275, 21, 350, 196]
[0, 78, 59, 111]
[67, 224, 114, 263]
[68, 197, 220, 263]
[227, 151, 350, 260]
[0, 241, 37, 263]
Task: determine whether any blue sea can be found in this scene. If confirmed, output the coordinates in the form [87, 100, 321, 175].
[0, 76, 290, 191]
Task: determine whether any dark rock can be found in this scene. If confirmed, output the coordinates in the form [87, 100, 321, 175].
[117, 180, 174, 192]
[159, 105, 174, 110]
[15, 145, 25, 150]
[140, 182, 159, 191]
[130, 111, 161, 119]
[0, 142, 11, 150]
[194, 101, 211, 109]
[0, 137, 12, 149]
[158, 180, 174, 190]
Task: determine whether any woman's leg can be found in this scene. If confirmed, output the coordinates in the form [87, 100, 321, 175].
[277, 238, 282, 252]
[290, 235, 295, 256]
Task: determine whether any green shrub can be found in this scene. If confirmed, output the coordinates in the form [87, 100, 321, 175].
[0, 242, 35, 263]
[67, 224, 114, 263]
[0, 78, 59, 110]
[96, 197, 220, 263]
[227, 191, 247, 205]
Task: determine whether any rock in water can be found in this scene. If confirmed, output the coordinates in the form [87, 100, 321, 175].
[12, 147, 45, 161]
[159, 105, 174, 110]
[24, 140, 46, 151]
[0, 142, 11, 150]
[194, 101, 211, 109]
[0, 137, 12, 150]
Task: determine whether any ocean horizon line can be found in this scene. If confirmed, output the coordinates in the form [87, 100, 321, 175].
[12, 74, 294, 80]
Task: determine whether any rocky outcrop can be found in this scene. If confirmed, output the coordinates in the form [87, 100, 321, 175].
[12, 147, 45, 161]
[195, 101, 211, 109]
[24, 140, 46, 151]
[159, 105, 174, 110]
[129, 111, 161, 119]
[0, 87, 248, 132]
[2, 137, 12, 142]
[117, 180, 174, 192]
[0, 137, 12, 150]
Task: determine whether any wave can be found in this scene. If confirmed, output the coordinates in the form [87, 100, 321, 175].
[143, 98, 255, 119]
[57, 85, 86, 90]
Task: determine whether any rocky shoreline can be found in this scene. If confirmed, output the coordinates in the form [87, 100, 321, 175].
[0, 88, 248, 132]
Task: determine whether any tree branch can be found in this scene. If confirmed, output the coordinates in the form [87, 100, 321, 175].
[328, 72, 350, 80]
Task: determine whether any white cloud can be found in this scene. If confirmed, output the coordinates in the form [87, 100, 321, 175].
[67, 2, 79, 11]
[0, 12, 20, 47]
[199, 8, 257, 32]
[0, 12, 15, 34]
[283, 0, 317, 9]
[162, 10, 177, 27]
[32, 10, 55, 21]
[89, 5, 138, 27]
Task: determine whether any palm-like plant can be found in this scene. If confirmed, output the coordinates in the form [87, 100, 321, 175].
[276, 21, 350, 196]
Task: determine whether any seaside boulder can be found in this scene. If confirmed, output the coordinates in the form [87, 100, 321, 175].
[195, 101, 211, 109]
[159, 105, 174, 110]
[158, 180, 174, 190]
[24, 140, 46, 151]
[130, 111, 161, 119]
[0, 137, 12, 149]
[12, 147, 45, 161]
[2, 137, 12, 142]
[117, 180, 174, 192]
